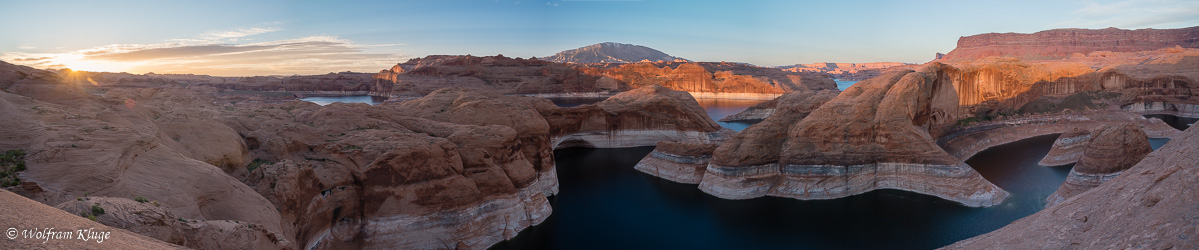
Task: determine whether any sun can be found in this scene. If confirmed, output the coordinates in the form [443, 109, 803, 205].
[52, 53, 139, 73]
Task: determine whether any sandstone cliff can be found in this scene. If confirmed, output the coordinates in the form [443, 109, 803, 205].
[540, 85, 734, 149]
[1038, 128, 1092, 166]
[1044, 124, 1152, 207]
[939, 26, 1199, 62]
[0, 61, 293, 247]
[0, 190, 184, 249]
[719, 90, 839, 122]
[372, 55, 836, 98]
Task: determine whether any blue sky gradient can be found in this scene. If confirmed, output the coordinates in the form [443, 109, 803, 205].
[1, 0, 1195, 75]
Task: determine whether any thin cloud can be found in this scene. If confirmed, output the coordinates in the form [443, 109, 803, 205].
[200, 26, 281, 40]
[1, 33, 405, 76]
[1054, 0, 1199, 28]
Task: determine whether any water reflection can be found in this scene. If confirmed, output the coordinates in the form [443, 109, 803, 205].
[300, 95, 388, 106]
[1143, 114, 1196, 131]
[493, 135, 1070, 249]
[835, 79, 859, 91]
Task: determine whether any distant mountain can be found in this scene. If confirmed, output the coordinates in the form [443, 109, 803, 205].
[542, 42, 689, 64]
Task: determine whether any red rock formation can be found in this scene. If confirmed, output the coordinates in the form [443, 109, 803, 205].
[947, 125, 1199, 249]
[1038, 128, 1092, 166]
[634, 141, 719, 184]
[0, 190, 184, 249]
[55, 196, 290, 249]
[0, 61, 292, 244]
[719, 90, 839, 122]
[702, 67, 1009, 207]
[371, 55, 836, 98]
[1045, 124, 1152, 207]
[540, 85, 734, 149]
[939, 26, 1199, 62]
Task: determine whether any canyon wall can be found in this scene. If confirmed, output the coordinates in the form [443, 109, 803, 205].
[940, 26, 1199, 62]
[372, 55, 836, 97]
[700, 68, 1009, 207]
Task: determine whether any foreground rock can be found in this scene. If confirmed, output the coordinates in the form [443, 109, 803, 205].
[1038, 128, 1093, 166]
[947, 125, 1199, 249]
[1044, 124, 1152, 207]
[55, 196, 289, 249]
[0, 190, 183, 249]
[0, 61, 292, 247]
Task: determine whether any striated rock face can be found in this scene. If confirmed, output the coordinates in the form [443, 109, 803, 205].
[1045, 124, 1152, 207]
[719, 89, 839, 122]
[947, 125, 1199, 249]
[55, 197, 290, 249]
[702, 67, 1009, 207]
[634, 141, 719, 184]
[0, 190, 184, 249]
[541, 42, 688, 64]
[0, 61, 292, 246]
[540, 85, 734, 149]
[1038, 128, 1093, 166]
[370, 55, 836, 98]
[939, 26, 1199, 61]
[224, 89, 560, 249]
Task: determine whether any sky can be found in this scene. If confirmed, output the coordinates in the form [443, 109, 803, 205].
[0, 0, 1196, 76]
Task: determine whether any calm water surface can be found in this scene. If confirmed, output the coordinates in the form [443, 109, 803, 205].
[300, 95, 387, 106]
[494, 125, 1079, 249]
[1143, 114, 1196, 131]
[835, 79, 859, 91]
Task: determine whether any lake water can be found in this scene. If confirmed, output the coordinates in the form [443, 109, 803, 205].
[299, 95, 388, 106]
[1143, 114, 1197, 131]
[835, 79, 859, 91]
[492, 127, 1084, 249]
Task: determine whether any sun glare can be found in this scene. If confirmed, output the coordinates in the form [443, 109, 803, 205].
[53, 54, 139, 73]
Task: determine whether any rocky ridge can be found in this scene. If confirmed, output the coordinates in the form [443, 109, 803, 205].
[1044, 124, 1152, 207]
[939, 26, 1199, 62]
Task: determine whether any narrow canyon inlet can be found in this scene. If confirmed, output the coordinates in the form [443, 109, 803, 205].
[3, 1, 1199, 249]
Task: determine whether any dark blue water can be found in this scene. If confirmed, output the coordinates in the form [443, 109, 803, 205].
[300, 95, 387, 106]
[1143, 114, 1196, 131]
[695, 98, 764, 132]
[548, 97, 609, 108]
[835, 79, 859, 91]
[492, 134, 1072, 249]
